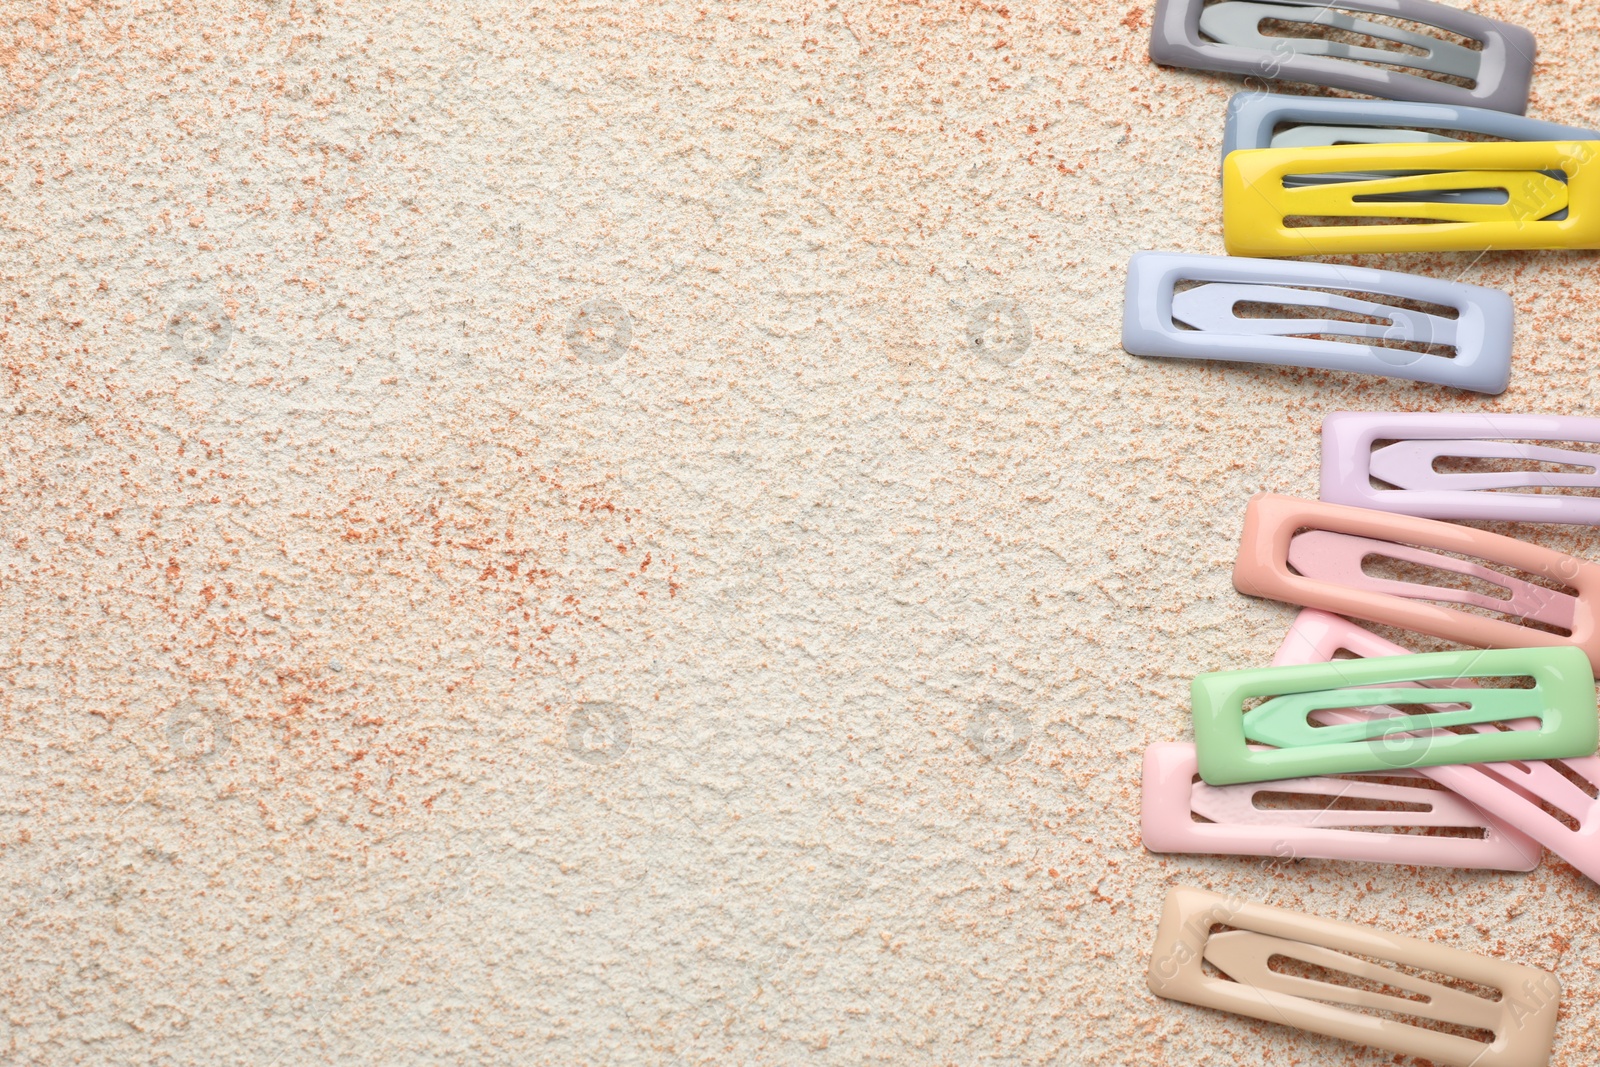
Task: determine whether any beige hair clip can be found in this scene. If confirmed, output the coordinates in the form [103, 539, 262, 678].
[1147, 886, 1560, 1067]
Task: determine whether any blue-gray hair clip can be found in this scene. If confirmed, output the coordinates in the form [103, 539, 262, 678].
[1121, 252, 1513, 394]
[1221, 92, 1597, 160]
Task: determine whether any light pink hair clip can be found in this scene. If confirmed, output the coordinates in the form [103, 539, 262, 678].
[1141, 740, 1540, 870]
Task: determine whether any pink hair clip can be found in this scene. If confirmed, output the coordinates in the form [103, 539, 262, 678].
[1234, 493, 1600, 669]
[1141, 741, 1539, 870]
[1276, 609, 1600, 884]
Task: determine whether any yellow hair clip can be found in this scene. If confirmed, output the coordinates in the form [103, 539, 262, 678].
[1223, 140, 1600, 256]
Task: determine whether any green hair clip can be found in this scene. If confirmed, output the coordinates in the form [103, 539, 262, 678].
[1192, 646, 1598, 786]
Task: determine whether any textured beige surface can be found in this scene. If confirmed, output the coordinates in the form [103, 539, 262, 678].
[5, 1, 1600, 1064]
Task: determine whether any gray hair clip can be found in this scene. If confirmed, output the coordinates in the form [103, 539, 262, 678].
[1150, 0, 1536, 115]
[1222, 92, 1597, 159]
[1121, 252, 1512, 394]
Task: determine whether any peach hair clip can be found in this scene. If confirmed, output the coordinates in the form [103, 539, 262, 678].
[1233, 493, 1600, 669]
[1148, 885, 1561, 1067]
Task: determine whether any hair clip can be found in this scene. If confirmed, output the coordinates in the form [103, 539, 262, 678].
[1222, 92, 1597, 158]
[1277, 608, 1600, 885]
[1223, 139, 1600, 256]
[1141, 741, 1540, 870]
[1234, 493, 1600, 667]
[1148, 886, 1561, 1067]
[1190, 645, 1597, 785]
[1122, 252, 1512, 393]
[1149, 1, 1535, 114]
[1321, 411, 1600, 525]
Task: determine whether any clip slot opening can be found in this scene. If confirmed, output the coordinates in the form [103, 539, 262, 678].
[1254, 14, 1480, 54]
[1431, 456, 1596, 477]
[1243, 777, 1492, 839]
[1470, 756, 1600, 832]
[1250, 787, 1427, 815]
[1351, 186, 1511, 204]
[1185, 780, 1492, 838]
[1244, 687, 1545, 747]
[1267, 954, 1429, 1005]
[1283, 168, 1572, 222]
[1283, 213, 1456, 228]
[1259, 953, 1499, 1043]
[1548, 759, 1600, 800]
[1473, 769, 1588, 833]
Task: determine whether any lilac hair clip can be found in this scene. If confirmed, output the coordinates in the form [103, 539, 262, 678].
[1322, 412, 1600, 524]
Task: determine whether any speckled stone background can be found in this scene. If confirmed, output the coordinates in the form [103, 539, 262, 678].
[5, 1, 1600, 1063]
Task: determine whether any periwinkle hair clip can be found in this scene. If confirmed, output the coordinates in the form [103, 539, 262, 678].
[1140, 741, 1540, 870]
[1222, 92, 1597, 158]
[1321, 411, 1600, 525]
[1149, 0, 1536, 114]
[1148, 886, 1562, 1067]
[1276, 609, 1600, 886]
[1223, 139, 1600, 256]
[1234, 494, 1600, 668]
[1189, 645, 1598, 785]
[1122, 252, 1512, 393]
